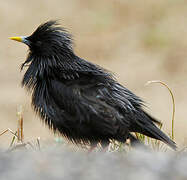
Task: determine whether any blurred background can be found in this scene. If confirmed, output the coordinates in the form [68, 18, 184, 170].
[0, 0, 187, 148]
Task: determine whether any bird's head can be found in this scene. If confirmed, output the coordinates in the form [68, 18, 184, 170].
[10, 20, 74, 69]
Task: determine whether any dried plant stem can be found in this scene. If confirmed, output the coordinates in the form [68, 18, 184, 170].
[1, 106, 42, 151]
[17, 106, 24, 142]
[17, 115, 23, 142]
[145, 80, 175, 140]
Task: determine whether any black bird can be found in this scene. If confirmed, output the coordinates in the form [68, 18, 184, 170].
[10, 21, 176, 150]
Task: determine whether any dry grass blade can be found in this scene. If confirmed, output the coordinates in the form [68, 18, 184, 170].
[7, 143, 27, 152]
[37, 137, 41, 150]
[145, 80, 175, 140]
[0, 128, 18, 138]
[9, 131, 17, 147]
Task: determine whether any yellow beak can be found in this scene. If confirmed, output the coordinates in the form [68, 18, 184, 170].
[9, 36, 23, 42]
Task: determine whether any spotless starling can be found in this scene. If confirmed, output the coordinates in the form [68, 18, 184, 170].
[10, 21, 176, 150]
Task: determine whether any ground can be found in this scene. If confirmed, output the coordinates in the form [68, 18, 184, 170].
[0, 146, 187, 180]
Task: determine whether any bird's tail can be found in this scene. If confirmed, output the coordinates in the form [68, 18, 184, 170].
[132, 111, 177, 150]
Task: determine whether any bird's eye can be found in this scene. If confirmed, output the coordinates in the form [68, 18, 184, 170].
[36, 41, 42, 46]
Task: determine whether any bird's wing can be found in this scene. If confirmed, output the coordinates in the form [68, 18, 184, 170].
[48, 78, 129, 137]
